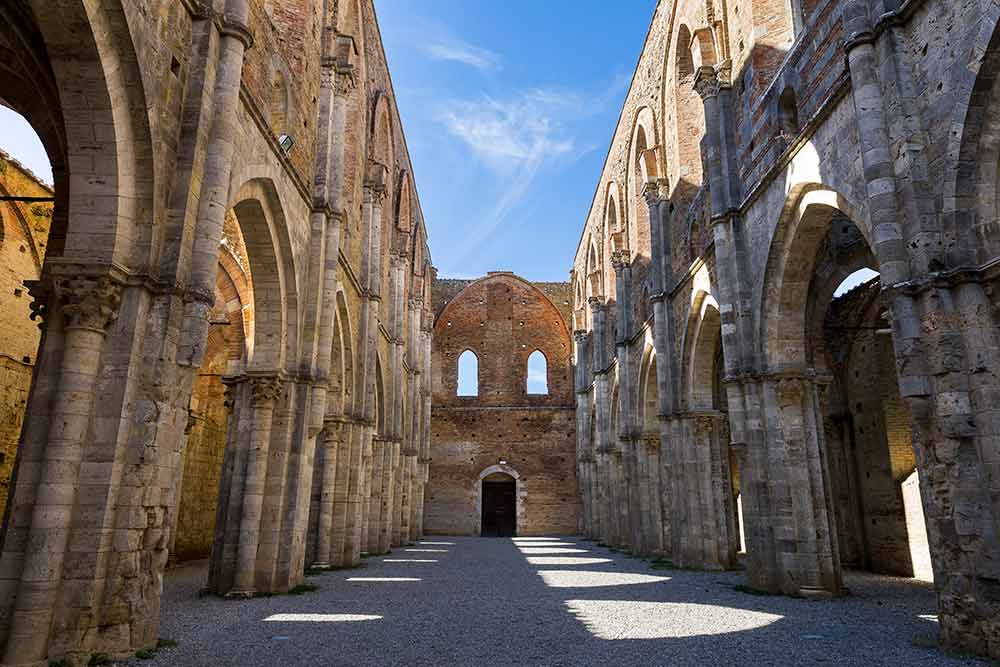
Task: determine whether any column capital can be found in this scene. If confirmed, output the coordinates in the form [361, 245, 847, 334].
[587, 296, 606, 312]
[694, 61, 732, 100]
[53, 274, 122, 333]
[574, 329, 590, 344]
[333, 65, 357, 97]
[24, 279, 48, 329]
[248, 374, 284, 405]
[610, 249, 631, 272]
[642, 180, 663, 206]
[216, 14, 254, 50]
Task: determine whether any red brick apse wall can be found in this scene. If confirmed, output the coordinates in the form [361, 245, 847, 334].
[425, 272, 580, 536]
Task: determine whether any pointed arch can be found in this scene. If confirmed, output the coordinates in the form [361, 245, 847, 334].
[229, 178, 300, 373]
[760, 186, 870, 368]
[639, 344, 660, 434]
[370, 91, 394, 169]
[626, 107, 660, 261]
[396, 170, 412, 233]
[671, 24, 709, 201]
[683, 290, 723, 410]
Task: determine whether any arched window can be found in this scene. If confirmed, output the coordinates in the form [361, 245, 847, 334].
[526, 350, 548, 395]
[778, 86, 799, 137]
[457, 350, 478, 396]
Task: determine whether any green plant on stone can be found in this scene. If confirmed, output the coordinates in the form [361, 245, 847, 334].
[136, 648, 156, 660]
[88, 653, 112, 667]
[156, 639, 178, 650]
[288, 583, 319, 595]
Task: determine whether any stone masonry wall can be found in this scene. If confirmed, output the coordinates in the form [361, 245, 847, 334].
[426, 273, 580, 536]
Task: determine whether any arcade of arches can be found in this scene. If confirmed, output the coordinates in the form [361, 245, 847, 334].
[0, 0, 999, 664]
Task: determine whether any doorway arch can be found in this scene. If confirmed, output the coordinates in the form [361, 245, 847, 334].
[475, 464, 524, 537]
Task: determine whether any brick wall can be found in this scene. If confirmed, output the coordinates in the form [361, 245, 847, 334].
[426, 273, 580, 535]
[0, 152, 51, 518]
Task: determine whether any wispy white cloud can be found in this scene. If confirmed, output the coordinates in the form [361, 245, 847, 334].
[423, 41, 500, 71]
[437, 89, 578, 167]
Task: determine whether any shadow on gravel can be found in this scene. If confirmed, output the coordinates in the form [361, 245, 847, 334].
[140, 537, 985, 667]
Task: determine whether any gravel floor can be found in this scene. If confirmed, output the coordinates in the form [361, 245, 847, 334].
[125, 536, 989, 667]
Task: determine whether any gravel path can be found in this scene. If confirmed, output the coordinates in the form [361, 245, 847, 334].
[126, 537, 988, 666]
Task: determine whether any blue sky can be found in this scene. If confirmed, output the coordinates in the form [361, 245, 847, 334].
[0, 2, 656, 282]
[376, 0, 656, 280]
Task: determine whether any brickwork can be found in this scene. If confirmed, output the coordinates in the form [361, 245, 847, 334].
[427, 273, 580, 536]
[0, 152, 51, 517]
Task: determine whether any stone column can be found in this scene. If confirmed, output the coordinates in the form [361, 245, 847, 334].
[312, 419, 344, 568]
[573, 329, 594, 536]
[366, 437, 385, 554]
[645, 181, 675, 559]
[341, 421, 366, 565]
[696, 62, 787, 586]
[589, 297, 613, 545]
[385, 440, 401, 549]
[843, 4, 1000, 651]
[228, 374, 284, 597]
[1, 275, 121, 666]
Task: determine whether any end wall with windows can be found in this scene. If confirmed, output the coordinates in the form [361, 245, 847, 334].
[425, 272, 580, 535]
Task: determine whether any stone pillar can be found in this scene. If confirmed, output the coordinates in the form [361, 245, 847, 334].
[645, 182, 676, 559]
[358, 428, 374, 556]
[589, 297, 613, 545]
[573, 329, 594, 536]
[366, 437, 385, 554]
[341, 421, 366, 565]
[312, 420, 343, 568]
[0, 275, 121, 666]
[227, 374, 284, 597]
[843, 4, 1000, 651]
[695, 62, 792, 587]
[384, 440, 400, 550]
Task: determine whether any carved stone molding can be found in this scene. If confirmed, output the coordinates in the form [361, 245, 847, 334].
[334, 65, 357, 97]
[574, 329, 589, 344]
[642, 180, 662, 206]
[587, 296, 605, 312]
[694, 61, 731, 100]
[248, 374, 284, 405]
[25, 279, 48, 328]
[610, 249, 631, 272]
[54, 275, 122, 332]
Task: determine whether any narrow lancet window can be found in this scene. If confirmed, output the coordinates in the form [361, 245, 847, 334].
[527, 350, 548, 395]
[458, 350, 479, 396]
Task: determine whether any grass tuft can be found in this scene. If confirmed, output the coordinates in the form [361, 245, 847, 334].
[156, 639, 178, 650]
[287, 583, 319, 595]
[135, 648, 156, 660]
[88, 654, 112, 666]
[649, 559, 675, 570]
[733, 584, 778, 596]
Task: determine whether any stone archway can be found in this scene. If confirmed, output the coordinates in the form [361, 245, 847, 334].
[474, 464, 525, 537]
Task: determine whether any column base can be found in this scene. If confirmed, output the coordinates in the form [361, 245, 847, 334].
[224, 589, 256, 600]
[798, 586, 837, 600]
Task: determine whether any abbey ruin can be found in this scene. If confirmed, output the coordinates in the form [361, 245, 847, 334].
[0, 0, 999, 664]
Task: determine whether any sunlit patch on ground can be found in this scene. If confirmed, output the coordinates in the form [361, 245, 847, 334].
[526, 556, 612, 565]
[517, 547, 590, 554]
[537, 570, 670, 588]
[263, 614, 382, 622]
[565, 600, 783, 639]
